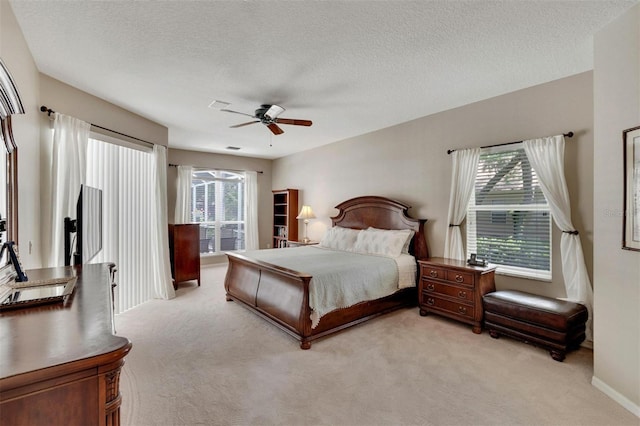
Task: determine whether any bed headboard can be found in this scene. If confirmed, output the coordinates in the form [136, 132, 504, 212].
[331, 196, 429, 260]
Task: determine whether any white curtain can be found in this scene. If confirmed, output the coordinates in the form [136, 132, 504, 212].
[46, 113, 90, 267]
[444, 148, 480, 260]
[523, 135, 594, 341]
[244, 171, 259, 250]
[150, 145, 176, 300]
[174, 165, 193, 224]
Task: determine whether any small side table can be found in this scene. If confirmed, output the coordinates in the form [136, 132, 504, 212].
[287, 240, 319, 247]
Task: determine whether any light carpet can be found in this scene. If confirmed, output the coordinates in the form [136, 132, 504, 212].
[117, 264, 637, 426]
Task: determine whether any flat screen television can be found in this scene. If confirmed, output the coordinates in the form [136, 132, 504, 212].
[64, 184, 103, 266]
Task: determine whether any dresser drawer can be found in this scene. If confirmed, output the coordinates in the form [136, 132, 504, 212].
[421, 280, 473, 303]
[421, 295, 475, 321]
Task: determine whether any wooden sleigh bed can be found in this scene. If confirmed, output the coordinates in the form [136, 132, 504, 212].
[224, 196, 429, 349]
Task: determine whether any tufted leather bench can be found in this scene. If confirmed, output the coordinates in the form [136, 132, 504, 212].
[483, 290, 588, 361]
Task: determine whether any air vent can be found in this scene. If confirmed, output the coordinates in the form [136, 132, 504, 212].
[208, 100, 230, 109]
[226, 146, 241, 151]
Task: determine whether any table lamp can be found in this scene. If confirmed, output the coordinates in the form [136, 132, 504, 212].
[296, 205, 316, 243]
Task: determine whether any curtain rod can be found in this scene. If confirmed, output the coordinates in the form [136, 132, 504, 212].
[447, 132, 574, 155]
[40, 105, 155, 148]
[169, 163, 263, 174]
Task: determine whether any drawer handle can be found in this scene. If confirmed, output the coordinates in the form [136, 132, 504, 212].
[426, 298, 435, 306]
[455, 274, 464, 283]
[458, 290, 467, 299]
[458, 306, 467, 315]
[426, 283, 435, 291]
[429, 270, 438, 278]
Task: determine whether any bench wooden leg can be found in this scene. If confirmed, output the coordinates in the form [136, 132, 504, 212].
[300, 340, 311, 350]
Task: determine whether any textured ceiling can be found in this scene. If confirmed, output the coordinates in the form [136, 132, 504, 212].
[9, 1, 637, 159]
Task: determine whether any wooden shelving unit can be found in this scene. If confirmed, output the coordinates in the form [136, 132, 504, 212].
[272, 189, 299, 248]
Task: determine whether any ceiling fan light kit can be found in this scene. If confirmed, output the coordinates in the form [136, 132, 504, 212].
[221, 103, 312, 136]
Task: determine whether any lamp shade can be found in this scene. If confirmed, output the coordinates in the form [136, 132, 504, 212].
[296, 205, 316, 220]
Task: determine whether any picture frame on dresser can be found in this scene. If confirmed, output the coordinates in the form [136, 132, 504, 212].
[623, 125, 640, 251]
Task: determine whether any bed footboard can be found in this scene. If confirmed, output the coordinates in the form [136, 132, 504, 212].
[225, 252, 314, 347]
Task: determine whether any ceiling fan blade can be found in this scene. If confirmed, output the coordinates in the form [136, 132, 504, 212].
[274, 118, 313, 127]
[230, 120, 260, 128]
[264, 105, 285, 120]
[266, 123, 284, 135]
[220, 109, 256, 118]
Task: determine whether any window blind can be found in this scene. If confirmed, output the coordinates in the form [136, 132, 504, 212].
[467, 145, 551, 279]
[86, 138, 157, 313]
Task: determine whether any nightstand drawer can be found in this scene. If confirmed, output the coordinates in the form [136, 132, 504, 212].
[420, 265, 474, 286]
[421, 281, 473, 303]
[445, 270, 474, 286]
[420, 265, 447, 281]
[422, 295, 475, 321]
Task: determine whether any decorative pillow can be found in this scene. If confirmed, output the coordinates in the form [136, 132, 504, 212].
[318, 226, 361, 251]
[367, 227, 415, 254]
[353, 228, 413, 258]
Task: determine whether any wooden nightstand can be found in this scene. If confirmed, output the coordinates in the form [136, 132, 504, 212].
[286, 240, 319, 247]
[418, 257, 496, 334]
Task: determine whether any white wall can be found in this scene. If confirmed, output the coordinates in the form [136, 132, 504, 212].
[593, 3, 640, 416]
[274, 72, 594, 299]
[39, 74, 168, 147]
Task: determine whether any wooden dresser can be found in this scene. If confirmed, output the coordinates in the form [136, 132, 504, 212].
[168, 223, 201, 288]
[0, 263, 132, 426]
[418, 257, 496, 334]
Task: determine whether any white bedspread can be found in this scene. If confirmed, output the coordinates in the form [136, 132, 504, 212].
[243, 246, 416, 328]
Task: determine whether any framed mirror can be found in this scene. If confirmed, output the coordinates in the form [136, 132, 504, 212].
[0, 58, 25, 248]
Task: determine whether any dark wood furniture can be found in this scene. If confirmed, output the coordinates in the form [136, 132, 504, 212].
[272, 189, 298, 248]
[483, 290, 588, 361]
[225, 196, 429, 349]
[418, 257, 496, 334]
[0, 263, 132, 426]
[169, 223, 201, 289]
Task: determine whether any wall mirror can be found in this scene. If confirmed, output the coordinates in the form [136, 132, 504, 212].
[0, 58, 25, 247]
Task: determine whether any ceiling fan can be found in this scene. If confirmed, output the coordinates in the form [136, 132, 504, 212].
[222, 104, 312, 135]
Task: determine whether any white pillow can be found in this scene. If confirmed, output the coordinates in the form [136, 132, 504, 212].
[367, 227, 415, 254]
[353, 228, 413, 258]
[319, 226, 361, 251]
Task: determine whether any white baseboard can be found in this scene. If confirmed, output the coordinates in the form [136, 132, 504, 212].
[592, 376, 640, 417]
[581, 339, 593, 349]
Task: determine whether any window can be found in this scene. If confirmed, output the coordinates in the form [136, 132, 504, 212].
[191, 170, 245, 254]
[466, 145, 551, 280]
